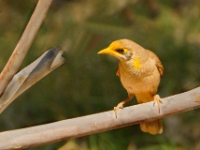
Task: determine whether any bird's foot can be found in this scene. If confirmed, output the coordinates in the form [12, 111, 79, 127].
[153, 94, 162, 113]
[114, 102, 124, 118]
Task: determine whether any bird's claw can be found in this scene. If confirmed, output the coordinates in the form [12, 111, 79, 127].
[153, 94, 162, 113]
[114, 102, 124, 118]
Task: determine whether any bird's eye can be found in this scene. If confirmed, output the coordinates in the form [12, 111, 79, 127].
[115, 48, 124, 53]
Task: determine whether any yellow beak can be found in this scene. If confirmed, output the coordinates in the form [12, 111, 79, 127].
[98, 47, 123, 60]
[98, 48, 111, 55]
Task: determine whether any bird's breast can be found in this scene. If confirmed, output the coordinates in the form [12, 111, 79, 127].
[118, 61, 160, 97]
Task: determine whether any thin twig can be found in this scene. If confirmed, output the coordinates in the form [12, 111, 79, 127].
[0, 0, 53, 96]
[0, 87, 199, 149]
[0, 48, 65, 113]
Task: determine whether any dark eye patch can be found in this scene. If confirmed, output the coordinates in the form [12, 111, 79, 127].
[115, 48, 124, 53]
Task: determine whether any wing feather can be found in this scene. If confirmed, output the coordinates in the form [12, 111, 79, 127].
[116, 64, 120, 77]
[146, 50, 164, 77]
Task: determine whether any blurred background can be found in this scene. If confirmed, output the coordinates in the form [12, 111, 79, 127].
[0, 0, 200, 149]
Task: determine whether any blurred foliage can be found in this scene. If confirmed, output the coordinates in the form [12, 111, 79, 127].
[0, 0, 200, 149]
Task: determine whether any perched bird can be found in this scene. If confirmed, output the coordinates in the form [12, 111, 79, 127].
[98, 39, 164, 134]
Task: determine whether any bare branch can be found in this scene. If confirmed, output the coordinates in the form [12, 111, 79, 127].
[0, 0, 53, 96]
[0, 87, 199, 149]
[0, 47, 65, 113]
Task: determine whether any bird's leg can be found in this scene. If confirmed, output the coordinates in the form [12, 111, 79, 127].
[153, 94, 162, 113]
[114, 94, 134, 118]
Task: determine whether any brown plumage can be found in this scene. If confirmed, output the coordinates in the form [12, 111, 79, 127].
[98, 39, 164, 134]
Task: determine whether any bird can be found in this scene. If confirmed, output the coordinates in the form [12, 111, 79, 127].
[98, 39, 164, 134]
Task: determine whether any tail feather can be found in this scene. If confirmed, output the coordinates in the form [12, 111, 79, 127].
[140, 119, 163, 135]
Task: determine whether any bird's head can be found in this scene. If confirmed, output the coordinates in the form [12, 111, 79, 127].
[98, 39, 146, 62]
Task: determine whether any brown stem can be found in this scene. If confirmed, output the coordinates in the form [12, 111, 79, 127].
[0, 0, 53, 96]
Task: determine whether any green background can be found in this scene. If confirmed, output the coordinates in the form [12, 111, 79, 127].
[0, 0, 200, 149]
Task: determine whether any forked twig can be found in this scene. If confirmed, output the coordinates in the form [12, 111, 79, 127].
[0, 47, 65, 113]
[0, 0, 53, 96]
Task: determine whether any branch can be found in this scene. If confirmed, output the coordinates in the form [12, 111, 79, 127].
[0, 47, 65, 113]
[0, 87, 199, 149]
[0, 0, 53, 96]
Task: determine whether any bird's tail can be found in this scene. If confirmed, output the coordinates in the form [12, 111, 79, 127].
[140, 119, 163, 135]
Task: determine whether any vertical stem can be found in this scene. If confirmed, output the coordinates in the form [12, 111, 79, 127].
[0, 0, 53, 96]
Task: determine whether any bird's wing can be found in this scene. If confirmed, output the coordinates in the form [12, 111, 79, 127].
[146, 50, 164, 77]
[116, 64, 120, 77]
